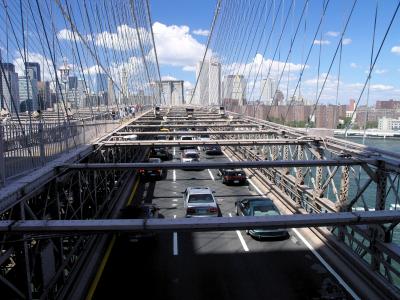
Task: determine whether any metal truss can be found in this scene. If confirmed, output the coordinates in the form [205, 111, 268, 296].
[2, 106, 400, 298]
[1, 210, 400, 233]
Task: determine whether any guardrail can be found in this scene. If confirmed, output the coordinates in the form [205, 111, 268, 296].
[0, 114, 121, 183]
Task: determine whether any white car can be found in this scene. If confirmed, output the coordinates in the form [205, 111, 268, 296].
[183, 187, 219, 217]
[181, 149, 200, 163]
[180, 135, 195, 150]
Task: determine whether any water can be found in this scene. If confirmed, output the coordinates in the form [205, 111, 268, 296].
[336, 136, 400, 243]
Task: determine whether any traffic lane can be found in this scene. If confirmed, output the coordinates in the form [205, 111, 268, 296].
[165, 151, 351, 299]
[95, 151, 351, 299]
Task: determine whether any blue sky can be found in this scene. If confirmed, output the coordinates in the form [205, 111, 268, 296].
[149, 0, 400, 104]
[2, 0, 400, 105]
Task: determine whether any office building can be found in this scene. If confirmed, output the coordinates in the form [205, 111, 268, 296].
[378, 117, 400, 131]
[69, 76, 78, 90]
[37, 81, 51, 109]
[19, 75, 39, 112]
[25, 62, 41, 81]
[222, 75, 247, 105]
[0, 63, 20, 114]
[195, 58, 221, 105]
[260, 78, 276, 104]
[96, 73, 108, 93]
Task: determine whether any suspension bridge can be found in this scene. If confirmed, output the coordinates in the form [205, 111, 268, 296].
[1, 0, 400, 299]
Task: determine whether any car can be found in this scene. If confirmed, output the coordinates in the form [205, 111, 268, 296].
[122, 134, 138, 141]
[156, 134, 167, 141]
[218, 168, 247, 185]
[181, 149, 200, 163]
[149, 146, 173, 161]
[235, 198, 289, 239]
[138, 157, 165, 180]
[204, 144, 223, 155]
[183, 187, 219, 217]
[179, 135, 196, 150]
[199, 133, 210, 140]
[119, 203, 160, 242]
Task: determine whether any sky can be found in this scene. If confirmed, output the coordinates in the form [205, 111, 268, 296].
[2, 0, 400, 105]
[148, 0, 400, 105]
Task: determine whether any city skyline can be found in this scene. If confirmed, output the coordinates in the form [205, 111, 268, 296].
[2, 1, 400, 106]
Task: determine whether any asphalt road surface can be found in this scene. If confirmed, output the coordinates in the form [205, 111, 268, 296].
[94, 147, 354, 300]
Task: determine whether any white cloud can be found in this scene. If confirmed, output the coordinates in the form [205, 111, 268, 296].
[94, 25, 149, 51]
[391, 46, 400, 54]
[13, 52, 55, 81]
[57, 29, 78, 41]
[350, 62, 358, 68]
[182, 65, 196, 72]
[375, 69, 387, 75]
[153, 22, 205, 70]
[342, 38, 352, 45]
[161, 75, 177, 81]
[313, 40, 330, 45]
[326, 31, 340, 37]
[193, 29, 209, 36]
[184, 81, 193, 89]
[370, 84, 393, 91]
[57, 25, 149, 51]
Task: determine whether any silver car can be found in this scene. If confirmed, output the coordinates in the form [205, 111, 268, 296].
[183, 187, 219, 217]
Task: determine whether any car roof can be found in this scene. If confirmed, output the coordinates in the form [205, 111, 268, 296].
[242, 198, 274, 205]
[148, 157, 161, 162]
[183, 149, 198, 153]
[186, 187, 212, 194]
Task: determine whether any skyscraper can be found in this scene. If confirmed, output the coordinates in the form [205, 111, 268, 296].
[19, 75, 38, 112]
[25, 62, 41, 81]
[222, 75, 246, 105]
[68, 76, 78, 90]
[260, 77, 276, 104]
[37, 81, 51, 109]
[0, 63, 20, 114]
[96, 73, 108, 93]
[195, 58, 221, 105]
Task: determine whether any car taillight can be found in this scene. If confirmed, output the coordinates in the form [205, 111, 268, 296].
[209, 207, 218, 213]
[139, 169, 145, 174]
[187, 207, 196, 214]
[226, 176, 232, 180]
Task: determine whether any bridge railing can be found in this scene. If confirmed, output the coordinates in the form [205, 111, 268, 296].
[0, 113, 121, 183]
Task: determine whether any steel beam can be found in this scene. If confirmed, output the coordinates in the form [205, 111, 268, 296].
[124, 124, 261, 128]
[1, 211, 400, 233]
[113, 130, 278, 136]
[61, 159, 374, 171]
[100, 139, 316, 147]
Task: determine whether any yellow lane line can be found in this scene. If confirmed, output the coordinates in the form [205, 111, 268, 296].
[85, 179, 140, 300]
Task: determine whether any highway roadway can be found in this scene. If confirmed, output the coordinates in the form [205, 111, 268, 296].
[94, 147, 354, 300]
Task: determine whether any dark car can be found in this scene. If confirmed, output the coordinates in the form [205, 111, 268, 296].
[235, 198, 289, 239]
[119, 204, 160, 242]
[149, 147, 173, 161]
[219, 168, 247, 185]
[204, 144, 223, 155]
[139, 157, 165, 180]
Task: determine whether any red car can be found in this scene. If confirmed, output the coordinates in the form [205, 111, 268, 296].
[219, 169, 247, 185]
[139, 158, 164, 180]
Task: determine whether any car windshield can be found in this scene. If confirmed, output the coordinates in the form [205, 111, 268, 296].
[182, 136, 193, 140]
[226, 170, 243, 176]
[188, 194, 214, 203]
[148, 158, 161, 163]
[252, 205, 279, 216]
[184, 153, 199, 159]
[156, 135, 167, 140]
[200, 134, 210, 138]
